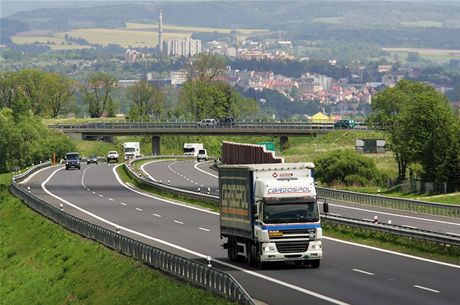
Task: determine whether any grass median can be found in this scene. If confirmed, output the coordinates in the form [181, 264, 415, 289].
[0, 173, 235, 305]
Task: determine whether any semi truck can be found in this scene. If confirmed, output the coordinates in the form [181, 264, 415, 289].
[219, 162, 328, 268]
[123, 142, 141, 160]
[183, 143, 204, 157]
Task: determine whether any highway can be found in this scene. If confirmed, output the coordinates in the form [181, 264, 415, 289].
[142, 160, 460, 236]
[21, 163, 460, 305]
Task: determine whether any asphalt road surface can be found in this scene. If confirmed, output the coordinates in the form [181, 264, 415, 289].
[20, 163, 460, 305]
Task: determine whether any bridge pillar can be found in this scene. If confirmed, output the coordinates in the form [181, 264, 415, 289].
[280, 135, 289, 151]
[152, 136, 160, 155]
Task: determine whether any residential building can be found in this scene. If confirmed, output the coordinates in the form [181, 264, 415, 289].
[163, 38, 202, 57]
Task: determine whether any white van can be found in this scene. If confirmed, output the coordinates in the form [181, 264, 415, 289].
[183, 143, 204, 156]
[197, 149, 208, 162]
[198, 118, 217, 127]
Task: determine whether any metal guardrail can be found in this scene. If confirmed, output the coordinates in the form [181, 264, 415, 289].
[129, 157, 460, 247]
[10, 179, 255, 305]
[13, 161, 52, 183]
[317, 187, 460, 218]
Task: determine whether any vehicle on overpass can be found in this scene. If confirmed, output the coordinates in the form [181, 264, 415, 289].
[334, 119, 356, 128]
[219, 162, 328, 268]
[183, 143, 204, 157]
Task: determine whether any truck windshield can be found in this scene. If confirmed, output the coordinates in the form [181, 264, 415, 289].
[184, 148, 195, 153]
[263, 201, 319, 223]
[125, 148, 135, 153]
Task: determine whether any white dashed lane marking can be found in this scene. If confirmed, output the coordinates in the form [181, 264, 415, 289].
[413, 285, 440, 293]
[352, 269, 374, 276]
[153, 214, 162, 218]
[136, 208, 143, 212]
[199, 227, 210, 232]
[120, 202, 127, 206]
[174, 220, 184, 225]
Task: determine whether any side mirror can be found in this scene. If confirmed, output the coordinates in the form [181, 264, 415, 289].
[317, 197, 329, 214]
[323, 202, 329, 214]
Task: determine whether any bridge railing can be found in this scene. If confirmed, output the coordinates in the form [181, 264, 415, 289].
[49, 121, 359, 131]
[10, 176, 255, 305]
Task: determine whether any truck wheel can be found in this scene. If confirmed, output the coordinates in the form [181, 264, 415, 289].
[310, 260, 321, 268]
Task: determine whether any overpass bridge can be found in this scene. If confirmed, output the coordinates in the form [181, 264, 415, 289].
[49, 121, 370, 154]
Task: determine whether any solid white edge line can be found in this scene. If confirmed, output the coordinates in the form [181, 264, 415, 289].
[413, 285, 440, 293]
[194, 162, 218, 178]
[323, 236, 460, 269]
[113, 164, 218, 215]
[19, 164, 59, 184]
[41, 166, 351, 305]
[352, 269, 374, 276]
[329, 202, 460, 227]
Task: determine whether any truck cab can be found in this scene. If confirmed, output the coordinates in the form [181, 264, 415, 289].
[219, 163, 325, 268]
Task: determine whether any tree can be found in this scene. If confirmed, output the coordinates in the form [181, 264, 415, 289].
[81, 72, 116, 118]
[127, 80, 164, 120]
[45, 73, 75, 118]
[186, 53, 226, 82]
[368, 80, 460, 182]
[179, 80, 258, 120]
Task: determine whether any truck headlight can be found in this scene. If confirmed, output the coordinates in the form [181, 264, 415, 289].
[264, 246, 270, 252]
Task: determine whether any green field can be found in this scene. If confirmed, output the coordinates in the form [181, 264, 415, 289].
[0, 173, 235, 305]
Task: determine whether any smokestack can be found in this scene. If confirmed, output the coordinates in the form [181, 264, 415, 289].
[158, 10, 163, 54]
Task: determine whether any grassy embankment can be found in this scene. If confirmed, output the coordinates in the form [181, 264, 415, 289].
[0, 173, 235, 305]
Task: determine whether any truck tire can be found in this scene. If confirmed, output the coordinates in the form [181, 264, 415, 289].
[310, 260, 321, 268]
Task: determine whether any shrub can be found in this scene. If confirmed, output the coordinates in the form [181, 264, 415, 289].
[315, 150, 381, 186]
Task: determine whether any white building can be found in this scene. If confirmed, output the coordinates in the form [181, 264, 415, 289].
[170, 70, 188, 86]
[164, 38, 202, 57]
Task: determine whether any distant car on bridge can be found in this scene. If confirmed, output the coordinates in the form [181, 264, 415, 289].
[334, 119, 356, 129]
[198, 119, 217, 127]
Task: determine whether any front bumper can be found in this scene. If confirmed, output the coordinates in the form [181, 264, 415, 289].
[260, 240, 322, 262]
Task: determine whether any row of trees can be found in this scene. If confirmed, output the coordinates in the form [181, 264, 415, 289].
[0, 54, 258, 121]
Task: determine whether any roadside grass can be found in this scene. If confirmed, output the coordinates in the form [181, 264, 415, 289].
[0, 173, 235, 305]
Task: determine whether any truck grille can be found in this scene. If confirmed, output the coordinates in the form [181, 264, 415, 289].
[275, 241, 309, 253]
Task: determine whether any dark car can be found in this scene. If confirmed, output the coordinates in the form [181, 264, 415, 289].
[218, 117, 236, 126]
[65, 152, 81, 170]
[334, 119, 356, 129]
[87, 154, 98, 164]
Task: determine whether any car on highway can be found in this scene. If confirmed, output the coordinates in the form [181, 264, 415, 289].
[107, 151, 119, 163]
[198, 118, 217, 127]
[218, 117, 236, 126]
[87, 154, 98, 165]
[197, 149, 208, 162]
[65, 152, 81, 170]
[334, 119, 356, 129]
